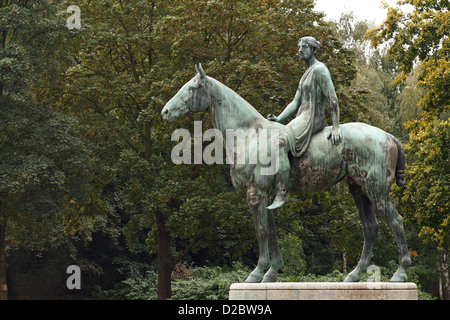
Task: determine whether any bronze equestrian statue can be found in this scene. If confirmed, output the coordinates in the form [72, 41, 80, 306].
[161, 37, 411, 283]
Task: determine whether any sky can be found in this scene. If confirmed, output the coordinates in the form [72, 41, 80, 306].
[313, 0, 413, 25]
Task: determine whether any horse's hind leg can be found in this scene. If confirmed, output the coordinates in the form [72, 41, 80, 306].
[376, 197, 411, 282]
[245, 185, 270, 283]
[344, 183, 379, 282]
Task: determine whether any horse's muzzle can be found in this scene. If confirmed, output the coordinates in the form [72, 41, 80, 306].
[161, 107, 170, 121]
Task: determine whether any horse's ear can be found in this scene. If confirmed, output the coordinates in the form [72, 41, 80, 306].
[197, 63, 206, 79]
[195, 64, 199, 75]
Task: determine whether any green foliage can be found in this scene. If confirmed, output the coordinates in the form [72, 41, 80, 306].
[0, 0, 67, 96]
[278, 233, 307, 276]
[394, 63, 424, 138]
[367, 0, 449, 84]
[171, 263, 251, 300]
[399, 117, 449, 250]
[0, 51, 104, 280]
[91, 256, 157, 300]
[366, 0, 449, 117]
[94, 262, 250, 300]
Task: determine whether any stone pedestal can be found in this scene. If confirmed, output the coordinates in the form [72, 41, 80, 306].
[229, 282, 418, 300]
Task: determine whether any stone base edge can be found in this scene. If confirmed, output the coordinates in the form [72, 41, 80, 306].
[229, 282, 418, 300]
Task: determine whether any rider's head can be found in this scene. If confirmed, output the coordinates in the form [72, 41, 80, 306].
[298, 36, 321, 57]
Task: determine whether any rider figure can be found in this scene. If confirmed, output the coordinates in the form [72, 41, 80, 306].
[267, 36, 342, 209]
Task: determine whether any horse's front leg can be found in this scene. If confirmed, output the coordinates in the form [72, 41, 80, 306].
[261, 208, 284, 282]
[245, 185, 270, 283]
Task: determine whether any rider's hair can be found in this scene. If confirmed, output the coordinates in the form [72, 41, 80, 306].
[298, 36, 321, 54]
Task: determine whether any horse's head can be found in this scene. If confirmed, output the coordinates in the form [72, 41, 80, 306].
[161, 64, 211, 122]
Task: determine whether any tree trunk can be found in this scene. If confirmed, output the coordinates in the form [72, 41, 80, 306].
[439, 250, 449, 300]
[342, 251, 347, 274]
[142, 103, 174, 300]
[143, 114, 172, 299]
[0, 256, 6, 300]
[0, 212, 8, 300]
[156, 210, 173, 300]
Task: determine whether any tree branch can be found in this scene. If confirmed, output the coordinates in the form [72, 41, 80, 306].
[172, 238, 201, 266]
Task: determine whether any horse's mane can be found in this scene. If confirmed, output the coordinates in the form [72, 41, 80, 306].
[207, 77, 266, 124]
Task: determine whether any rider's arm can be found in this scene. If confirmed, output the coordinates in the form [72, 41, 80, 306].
[329, 95, 340, 129]
[274, 87, 301, 123]
[317, 66, 341, 145]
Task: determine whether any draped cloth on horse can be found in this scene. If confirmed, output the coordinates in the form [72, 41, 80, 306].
[284, 61, 338, 158]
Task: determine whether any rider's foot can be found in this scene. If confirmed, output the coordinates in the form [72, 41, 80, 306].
[267, 188, 288, 210]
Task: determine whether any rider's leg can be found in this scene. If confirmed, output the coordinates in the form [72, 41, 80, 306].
[267, 140, 290, 210]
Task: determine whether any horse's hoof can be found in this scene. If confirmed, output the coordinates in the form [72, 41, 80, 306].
[262, 270, 277, 283]
[267, 190, 288, 210]
[267, 198, 287, 210]
[344, 271, 361, 282]
[390, 270, 407, 282]
[245, 273, 263, 283]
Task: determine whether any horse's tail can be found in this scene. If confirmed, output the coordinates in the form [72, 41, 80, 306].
[389, 134, 406, 187]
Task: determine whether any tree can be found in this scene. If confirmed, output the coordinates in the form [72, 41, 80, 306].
[333, 12, 405, 134]
[395, 63, 424, 139]
[367, 0, 450, 299]
[0, 0, 105, 300]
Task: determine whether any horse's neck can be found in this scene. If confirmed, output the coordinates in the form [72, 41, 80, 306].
[208, 78, 263, 133]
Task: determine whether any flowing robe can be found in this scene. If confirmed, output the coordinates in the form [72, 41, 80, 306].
[285, 61, 338, 157]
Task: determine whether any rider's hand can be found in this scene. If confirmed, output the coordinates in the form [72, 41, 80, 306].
[330, 126, 341, 146]
[267, 114, 279, 122]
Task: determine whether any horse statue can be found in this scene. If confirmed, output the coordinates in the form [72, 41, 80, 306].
[161, 64, 411, 283]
